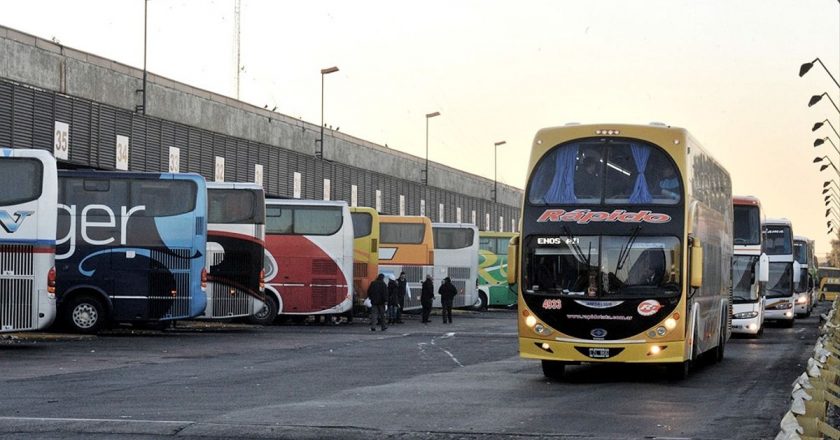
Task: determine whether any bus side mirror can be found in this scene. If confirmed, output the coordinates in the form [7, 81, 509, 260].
[757, 253, 769, 283]
[690, 237, 703, 288]
[507, 235, 519, 285]
[793, 261, 802, 284]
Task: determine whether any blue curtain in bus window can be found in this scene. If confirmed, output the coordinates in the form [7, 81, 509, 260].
[543, 145, 579, 204]
[629, 144, 652, 204]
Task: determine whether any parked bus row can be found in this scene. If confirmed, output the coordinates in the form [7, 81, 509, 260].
[2, 148, 517, 335]
[507, 123, 826, 381]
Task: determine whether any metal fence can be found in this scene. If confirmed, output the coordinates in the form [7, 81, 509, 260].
[0, 78, 520, 231]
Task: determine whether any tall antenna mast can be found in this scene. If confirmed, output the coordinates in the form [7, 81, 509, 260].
[234, 0, 241, 100]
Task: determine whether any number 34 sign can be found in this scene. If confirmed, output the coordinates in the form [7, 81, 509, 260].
[116, 135, 129, 170]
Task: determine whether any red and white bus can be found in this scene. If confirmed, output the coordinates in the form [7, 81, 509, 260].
[263, 199, 353, 322]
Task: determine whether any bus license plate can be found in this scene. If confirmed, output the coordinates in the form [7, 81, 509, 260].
[588, 348, 610, 359]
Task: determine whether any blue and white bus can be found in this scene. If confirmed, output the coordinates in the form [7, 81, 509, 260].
[0, 148, 57, 333]
[55, 171, 208, 333]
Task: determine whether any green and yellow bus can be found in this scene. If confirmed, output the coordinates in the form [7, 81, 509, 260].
[509, 123, 732, 380]
[478, 231, 518, 308]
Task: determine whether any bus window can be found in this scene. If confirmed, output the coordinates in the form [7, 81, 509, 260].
[497, 238, 511, 254]
[351, 212, 373, 238]
[266, 206, 293, 234]
[381, 223, 425, 244]
[0, 159, 43, 205]
[733, 205, 760, 245]
[434, 228, 474, 250]
[766, 263, 793, 298]
[131, 180, 196, 216]
[479, 237, 497, 254]
[294, 207, 342, 235]
[528, 140, 681, 205]
[763, 226, 792, 255]
[208, 189, 263, 224]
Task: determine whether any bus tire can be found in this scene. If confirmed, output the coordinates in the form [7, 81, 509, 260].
[714, 329, 725, 363]
[478, 291, 488, 311]
[247, 295, 278, 326]
[541, 360, 565, 380]
[666, 361, 690, 381]
[65, 295, 105, 334]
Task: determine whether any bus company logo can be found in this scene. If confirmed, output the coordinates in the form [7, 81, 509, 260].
[542, 299, 562, 310]
[536, 237, 567, 245]
[590, 328, 608, 339]
[575, 300, 624, 309]
[637, 300, 662, 316]
[0, 210, 34, 233]
[536, 209, 672, 224]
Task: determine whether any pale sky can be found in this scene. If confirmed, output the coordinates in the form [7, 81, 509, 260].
[3, 0, 839, 256]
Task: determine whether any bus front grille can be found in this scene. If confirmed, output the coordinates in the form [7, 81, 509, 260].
[447, 267, 471, 279]
[401, 266, 423, 282]
[0, 279, 34, 331]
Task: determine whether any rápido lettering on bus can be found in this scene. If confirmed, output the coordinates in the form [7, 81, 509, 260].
[536, 209, 671, 224]
[56, 204, 145, 259]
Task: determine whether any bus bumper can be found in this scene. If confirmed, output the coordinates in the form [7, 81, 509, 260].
[519, 337, 687, 364]
[731, 317, 761, 335]
[764, 308, 794, 322]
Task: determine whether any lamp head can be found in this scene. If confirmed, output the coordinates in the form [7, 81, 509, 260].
[426, 111, 441, 118]
[810, 94, 824, 107]
[828, 208, 833, 216]
[800, 62, 815, 77]
[815, 138, 826, 147]
[826, 181, 833, 187]
[814, 122, 825, 131]
[824, 188, 830, 194]
[815, 156, 825, 163]
[320, 66, 339, 75]
[821, 164, 830, 171]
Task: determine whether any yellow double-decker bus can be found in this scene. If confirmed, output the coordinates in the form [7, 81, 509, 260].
[509, 123, 732, 380]
[378, 215, 434, 310]
[350, 207, 380, 314]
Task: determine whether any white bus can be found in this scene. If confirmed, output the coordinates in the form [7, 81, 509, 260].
[203, 182, 267, 321]
[793, 235, 815, 317]
[0, 148, 57, 333]
[762, 218, 798, 327]
[263, 199, 353, 322]
[731, 196, 768, 336]
[431, 223, 480, 309]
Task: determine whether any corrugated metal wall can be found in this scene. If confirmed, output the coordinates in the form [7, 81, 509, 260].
[0, 78, 520, 231]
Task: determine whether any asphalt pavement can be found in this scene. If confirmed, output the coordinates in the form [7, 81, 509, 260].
[0, 305, 824, 439]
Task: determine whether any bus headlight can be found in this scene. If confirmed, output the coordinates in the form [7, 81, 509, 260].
[664, 318, 677, 330]
[525, 315, 537, 328]
[733, 311, 759, 319]
[656, 326, 667, 337]
[796, 296, 808, 304]
[534, 324, 552, 336]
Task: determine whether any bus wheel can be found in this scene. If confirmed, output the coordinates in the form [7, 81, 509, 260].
[478, 291, 488, 311]
[666, 361, 690, 381]
[714, 331, 725, 363]
[65, 295, 105, 334]
[541, 360, 565, 380]
[247, 295, 278, 326]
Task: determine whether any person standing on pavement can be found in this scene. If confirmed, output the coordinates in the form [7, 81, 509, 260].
[438, 276, 458, 324]
[396, 272, 408, 324]
[367, 274, 388, 331]
[421, 274, 434, 324]
[386, 275, 400, 324]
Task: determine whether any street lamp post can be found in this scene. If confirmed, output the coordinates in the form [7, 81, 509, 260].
[423, 112, 440, 185]
[813, 119, 840, 139]
[318, 66, 339, 159]
[493, 141, 506, 202]
[809, 92, 840, 115]
[800, 57, 840, 89]
[814, 155, 840, 174]
[815, 136, 840, 157]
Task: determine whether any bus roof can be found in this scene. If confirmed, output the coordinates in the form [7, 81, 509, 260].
[349, 206, 378, 215]
[57, 169, 205, 182]
[207, 182, 263, 190]
[764, 217, 792, 227]
[794, 235, 810, 243]
[266, 198, 348, 208]
[432, 222, 478, 230]
[380, 215, 431, 225]
[733, 195, 761, 207]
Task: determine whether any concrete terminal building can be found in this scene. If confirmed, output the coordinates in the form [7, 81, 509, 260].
[0, 25, 522, 231]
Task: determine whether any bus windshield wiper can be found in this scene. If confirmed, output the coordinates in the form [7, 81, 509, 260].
[562, 225, 590, 266]
[617, 225, 642, 271]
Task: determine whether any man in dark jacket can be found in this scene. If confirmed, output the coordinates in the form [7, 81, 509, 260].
[438, 277, 458, 324]
[387, 275, 400, 324]
[420, 274, 434, 324]
[396, 272, 408, 323]
[367, 274, 388, 331]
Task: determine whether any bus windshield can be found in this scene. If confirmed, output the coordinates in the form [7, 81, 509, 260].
[766, 262, 793, 298]
[793, 241, 808, 264]
[433, 227, 474, 250]
[525, 235, 681, 298]
[351, 212, 372, 238]
[763, 226, 791, 255]
[732, 255, 759, 302]
[733, 205, 760, 245]
[527, 139, 681, 205]
[381, 223, 425, 244]
[0, 159, 43, 205]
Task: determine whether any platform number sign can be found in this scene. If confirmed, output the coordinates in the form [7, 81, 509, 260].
[485, 213, 490, 231]
[116, 135, 129, 170]
[499, 216, 504, 232]
[351, 185, 358, 207]
[255, 164, 263, 187]
[375, 190, 382, 213]
[168, 147, 180, 173]
[512, 218, 517, 233]
[293, 172, 301, 198]
[53, 121, 69, 160]
[399, 195, 405, 216]
[323, 179, 331, 201]
[420, 199, 425, 217]
[214, 156, 225, 182]
[471, 210, 476, 225]
[438, 204, 444, 222]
